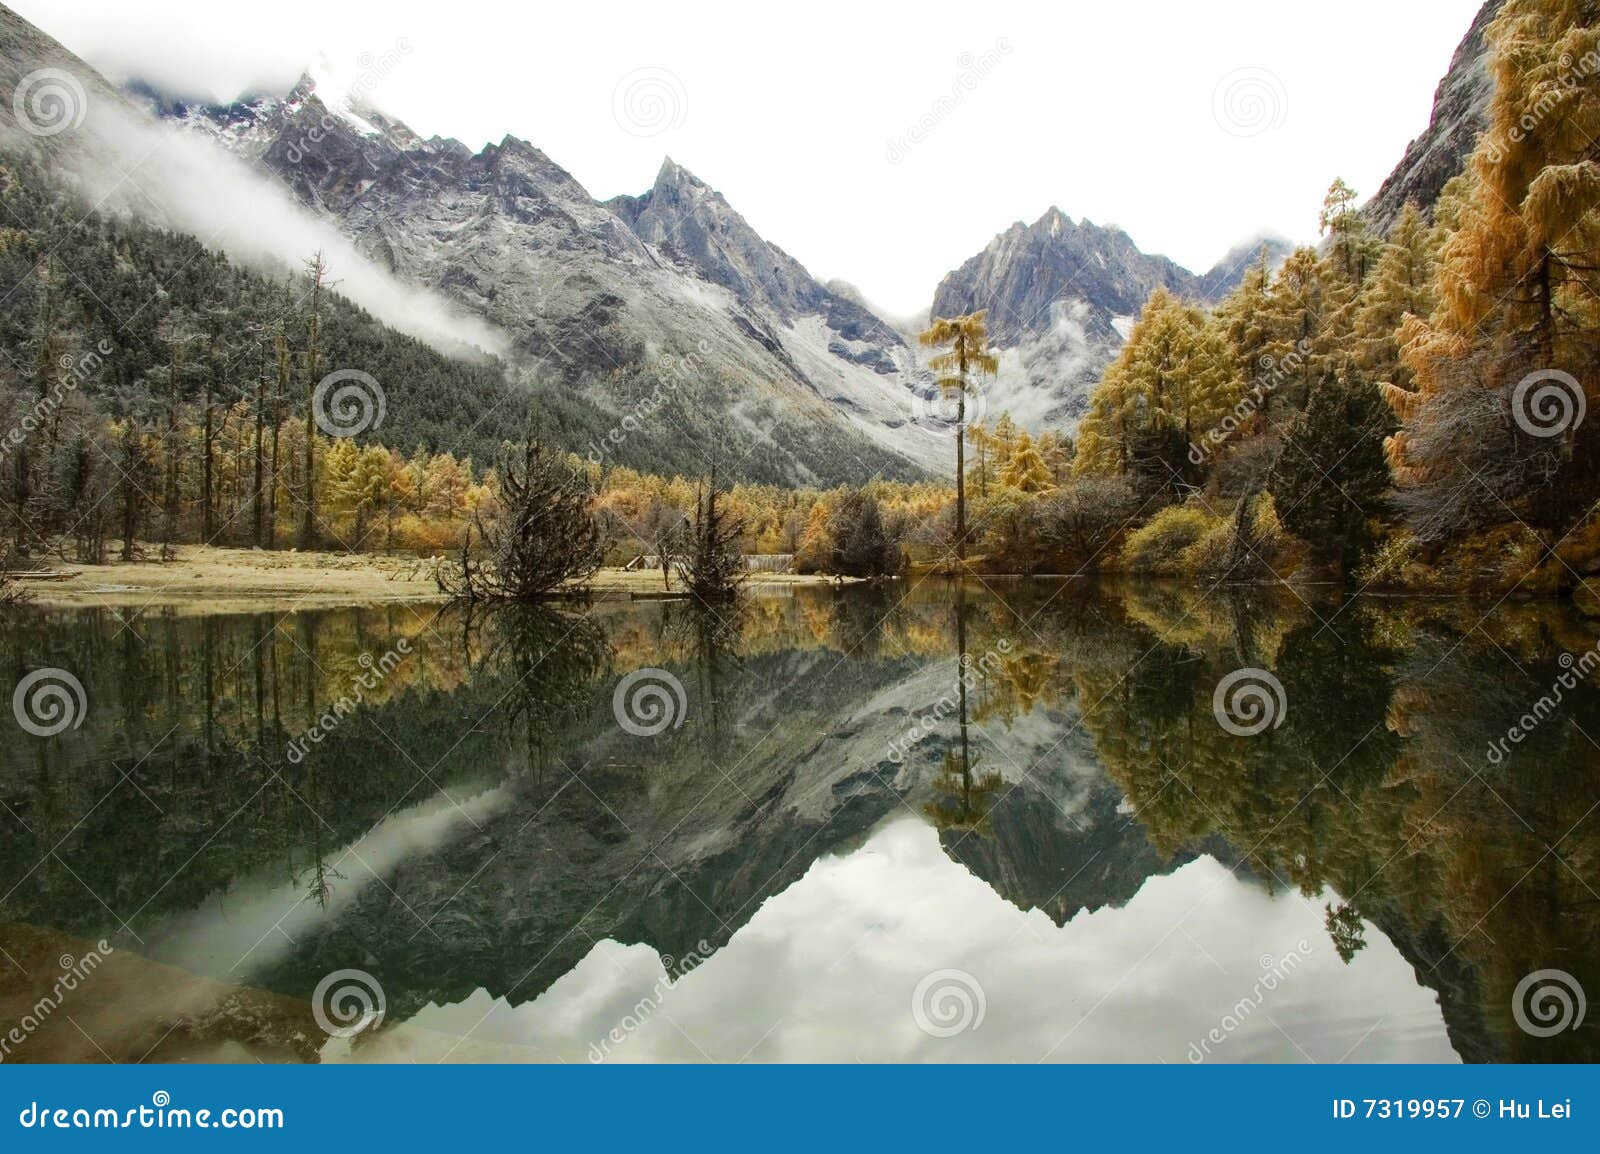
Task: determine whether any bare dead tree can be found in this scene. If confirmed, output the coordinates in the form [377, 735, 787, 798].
[0, 567, 26, 607]
[437, 439, 603, 601]
[1039, 477, 1140, 571]
[644, 497, 690, 590]
[1393, 345, 1564, 545]
[682, 463, 746, 601]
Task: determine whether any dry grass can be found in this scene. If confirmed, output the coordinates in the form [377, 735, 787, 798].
[17, 544, 854, 610]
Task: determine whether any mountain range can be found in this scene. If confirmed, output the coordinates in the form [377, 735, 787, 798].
[131, 67, 946, 484]
[1, 0, 1499, 483]
[930, 209, 1291, 425]
[158, 70, 1299, 435]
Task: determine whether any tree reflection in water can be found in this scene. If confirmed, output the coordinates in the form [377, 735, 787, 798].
[925, 585, 1003, 836]
[0, 582, 1595, 1062]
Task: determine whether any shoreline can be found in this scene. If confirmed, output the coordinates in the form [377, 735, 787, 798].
[4, 546, 861, 611]
[8, 546, 1592, 612]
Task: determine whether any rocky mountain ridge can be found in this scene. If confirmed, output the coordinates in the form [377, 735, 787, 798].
[131, 65, 948, 484]
[928, 206, 1293, 425]
[4, 0, 1510, 463]
[1365, 0, 1505, 234]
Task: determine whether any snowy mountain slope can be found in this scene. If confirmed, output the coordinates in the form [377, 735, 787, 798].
[929, 206, 1292, 428]
[134, 69, 949, 481]
[1, 12, 507, 359]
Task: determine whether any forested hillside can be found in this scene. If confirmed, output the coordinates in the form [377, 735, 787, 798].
[0, 153, 828, 560]
[899, 0, 1600, 599]
[0, 155, 533, 454]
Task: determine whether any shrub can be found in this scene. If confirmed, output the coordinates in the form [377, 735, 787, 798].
[1352, 530, 1422, 589]
[1039, 477, 1141, 571]
[1122, 495, 1305, 580]
[972, 488, 1045, 573]
[1121, 505, 1214, 574]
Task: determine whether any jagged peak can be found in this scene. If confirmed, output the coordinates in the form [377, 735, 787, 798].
[653, 154, 714, 194]
[279, 56, 400, 139]
[485, 133, 562, 167]
[284, 70, 319, 105]
[997, 207, 1115, 243]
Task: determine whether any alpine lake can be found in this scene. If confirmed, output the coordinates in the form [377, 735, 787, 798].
[1, 578, 1596, 1064]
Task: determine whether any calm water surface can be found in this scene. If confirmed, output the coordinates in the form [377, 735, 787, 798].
[1, 580, 1596, 1063]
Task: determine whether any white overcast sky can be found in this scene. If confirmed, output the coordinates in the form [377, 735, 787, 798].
[14, 0, 1486, 316]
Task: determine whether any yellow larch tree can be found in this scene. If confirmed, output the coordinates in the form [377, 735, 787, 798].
[1073, 287, 1241, 491]
[918, 311, 999, 562]
[1391, 0, 1600, 539]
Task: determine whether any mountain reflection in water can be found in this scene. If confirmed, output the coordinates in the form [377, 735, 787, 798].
[0, 581, 1596, 1063]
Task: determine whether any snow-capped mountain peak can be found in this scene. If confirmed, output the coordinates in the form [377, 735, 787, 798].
[128, 68, 946, 481]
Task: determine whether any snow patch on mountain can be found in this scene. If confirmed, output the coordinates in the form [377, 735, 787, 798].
[139, 71, 938, 482]
[931, 209, 1300, 429]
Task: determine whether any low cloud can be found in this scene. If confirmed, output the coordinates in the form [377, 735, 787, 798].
[54, 96, 510, 360]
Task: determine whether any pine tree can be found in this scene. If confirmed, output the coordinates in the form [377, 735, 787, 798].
[1319, 177, 1378, 286]
[1213, 247, 1276, 386]
[1256, 248, 1339, 413]
[268, 315, 291, 549]
[685, 463, 747, 600]
[1390, 0, 1600, 541]
[1433, 0, 1600, 363]
[199, 302, 235, 542]
[298, 252, 329, 550]
[149, 309, 203, 558]
[988, 412, 1019, 466]
[1268, 373, 1394, 577]
[1035, 429, 1074, 485]
[999, 430, 1055, 492]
